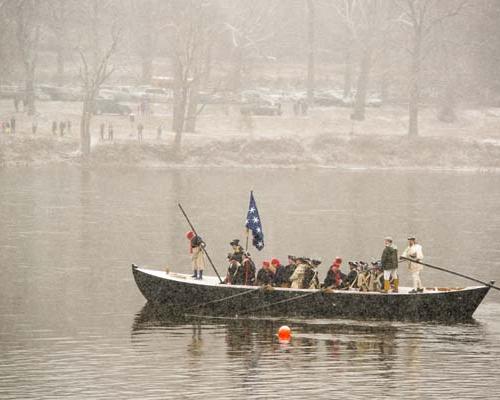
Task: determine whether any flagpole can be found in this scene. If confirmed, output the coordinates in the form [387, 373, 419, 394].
[245, 190, 252, 251]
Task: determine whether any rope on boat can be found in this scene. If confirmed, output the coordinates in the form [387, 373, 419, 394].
[400, 257, 500, 292]
[187, 287, 261, 311]
[239, 290, 320, 316]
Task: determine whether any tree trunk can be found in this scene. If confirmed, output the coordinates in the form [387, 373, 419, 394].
[24, 64, 36, 116]
[231, 48, 243, 94]
[202, 45, 212, 91]
[56, 44, 64, 85]
[343, 41, 354, 99]
[306, 0, 315, 105]
[172, 58, 187, 143]
[408, 32, 421, 137]
[141, 58, 153, 84]
[351, 48, 372, 121]
[185, 80, 200, 133]
[438, 81, 457, 123]
[80, 102, 92, 157]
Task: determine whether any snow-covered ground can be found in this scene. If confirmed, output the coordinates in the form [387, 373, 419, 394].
[2, 99, 500, 170]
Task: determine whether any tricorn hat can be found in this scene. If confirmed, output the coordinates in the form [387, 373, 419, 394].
[230, 239, 240, 246]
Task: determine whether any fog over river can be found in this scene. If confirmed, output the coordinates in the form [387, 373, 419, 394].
[1, 166, 500, 399]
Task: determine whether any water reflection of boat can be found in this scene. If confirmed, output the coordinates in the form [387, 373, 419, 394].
[132, 265, 491, 322]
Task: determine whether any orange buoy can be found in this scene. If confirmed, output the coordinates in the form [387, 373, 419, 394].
[278, 325, 291, 342]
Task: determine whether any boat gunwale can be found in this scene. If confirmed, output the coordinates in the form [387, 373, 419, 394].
[134, 266, 488, 296]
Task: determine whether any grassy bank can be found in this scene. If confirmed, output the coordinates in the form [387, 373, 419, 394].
[2, 133, 500, 171]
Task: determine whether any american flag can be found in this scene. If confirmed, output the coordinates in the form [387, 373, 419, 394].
[245, 191, 264, 250]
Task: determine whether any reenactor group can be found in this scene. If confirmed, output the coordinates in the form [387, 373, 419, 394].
[186, 232, 424, 293]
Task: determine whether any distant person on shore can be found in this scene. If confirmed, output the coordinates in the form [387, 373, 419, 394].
[99, 123, 105, 141]
[381, 236, 399, 293]
[67, 120, 71, 135]
[293, 100, 299, 116]
[108, 123, 114, 141]
[300, 99, 308, 115]
[401, 236, 424, 293]
[14, 97, 19, 112]
[157, 124, 162, 139]
[32, 119, 37, 134]
[59, 121, 65, 137]
[4, 121, 10, 135]
[137, 123, 144, 142]
[10, 116, 15, 134]
[52, 121, 57, 136]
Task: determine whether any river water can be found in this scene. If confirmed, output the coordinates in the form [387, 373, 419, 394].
[1, 166, 500, 399]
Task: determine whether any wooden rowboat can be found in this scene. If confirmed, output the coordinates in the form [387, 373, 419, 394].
[132, 264, 491, 322]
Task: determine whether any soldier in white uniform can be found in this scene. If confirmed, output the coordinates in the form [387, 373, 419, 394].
[186, 231, 206, 280]
[289, 257, 307, 289]
[401, 235, 424, 293]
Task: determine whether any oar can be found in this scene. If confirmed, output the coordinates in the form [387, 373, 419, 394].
[178, 203, 223, 283]
[400, 257, 500, 291]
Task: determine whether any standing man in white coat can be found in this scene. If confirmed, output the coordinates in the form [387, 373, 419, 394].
[401, 236, 424, 293]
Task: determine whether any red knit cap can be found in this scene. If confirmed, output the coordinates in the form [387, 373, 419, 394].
[186, 231, 195, 240]
[262, 261, 270, 267]
[332, 257, 342, 268]
[271, 258, 280, 266]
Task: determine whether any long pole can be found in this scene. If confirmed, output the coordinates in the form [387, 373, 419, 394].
[178, 203, 223, 283]
[400, 257, 500, 292]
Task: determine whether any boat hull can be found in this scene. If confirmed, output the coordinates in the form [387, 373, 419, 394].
[132, 266, 490, 322]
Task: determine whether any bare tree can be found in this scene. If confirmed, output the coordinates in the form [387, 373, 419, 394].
[165, 0, 222, 146]
[47, 0, 71, 85]
[77, 1, 121, 157]
[13, 0, 41, 116]
[223, 0, 280, 93]
[333, 0, 356, 99]
[0, 1, 16, 83]
[129, 0, 164, 84]
[396, 0, 468, 136]
[306, 0, 315, 105]
[351, 0, 394, 121]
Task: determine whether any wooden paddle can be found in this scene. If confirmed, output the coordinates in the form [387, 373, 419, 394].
[400, 256, 499, 291]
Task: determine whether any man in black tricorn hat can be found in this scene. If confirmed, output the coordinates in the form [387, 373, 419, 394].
[229, 239, 244, 263]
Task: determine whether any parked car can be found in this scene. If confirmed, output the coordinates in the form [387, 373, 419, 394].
[112, 86, 135, 102]
[313, 90, 345, 107]
[240, 99, 283, 116]
[92, 98, 131, 115]
[0, 85, 23, 99]
[144, 87, 172, 103]
[38, 85, 83, 101]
